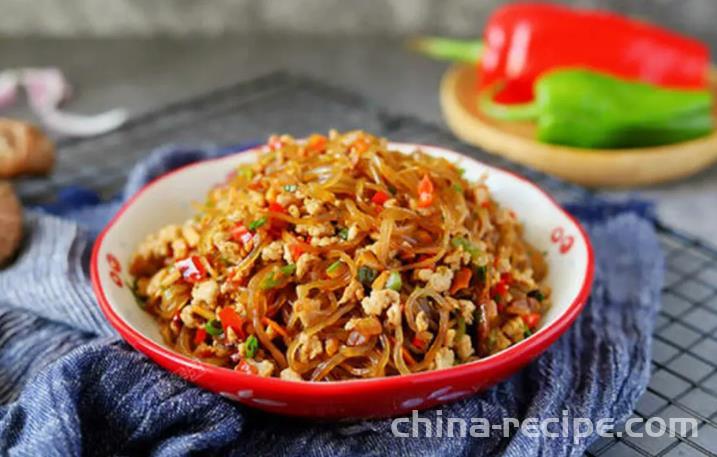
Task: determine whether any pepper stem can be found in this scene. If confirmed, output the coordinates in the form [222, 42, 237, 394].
[478, 82, 539, 121]
[409, 37, 484, 63]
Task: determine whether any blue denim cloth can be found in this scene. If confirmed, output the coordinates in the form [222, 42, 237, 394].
[0, 145, 664, 457]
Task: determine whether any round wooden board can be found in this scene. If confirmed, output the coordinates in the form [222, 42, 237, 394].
[440, 64, 717, 187]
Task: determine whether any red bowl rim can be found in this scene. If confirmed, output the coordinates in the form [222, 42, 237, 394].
[91, 142, 594, 398]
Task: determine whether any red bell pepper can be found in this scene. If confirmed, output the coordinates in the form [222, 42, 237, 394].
[411, 336, 427, 351]
[522, 313, 541, 330]
[267, 202, 285, 214]
[413, 3, 709, 103]
[235, 360, 258, 375]
[176, 256, 206, 283]
[371, 190, 390, 206]
[218, 307, 246, 340]
[230, 223, 254, 246]
[194, 328, 207, 345]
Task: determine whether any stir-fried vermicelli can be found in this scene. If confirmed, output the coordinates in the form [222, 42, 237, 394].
[130, 131, 550, 381]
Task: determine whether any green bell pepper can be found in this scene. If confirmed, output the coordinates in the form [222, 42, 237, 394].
[479, 69, 714, 149]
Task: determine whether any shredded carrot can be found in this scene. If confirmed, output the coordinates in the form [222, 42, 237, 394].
[415, 230, 433, 244]
[417, 174, 434, 207]
[450, 267, 473, 294]
[401, 346, 417, 366]
[290, 243, 308, 260]
[262, 317, 290, 339]
[411, 336, 426, 351]
[307, 134, 327, 152]
[247, 181, 264, 191]
[352, 137, 369, 153]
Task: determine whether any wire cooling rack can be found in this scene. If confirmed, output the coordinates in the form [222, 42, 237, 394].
[13, 72, 717, 457]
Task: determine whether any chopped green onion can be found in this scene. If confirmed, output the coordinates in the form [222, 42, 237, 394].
[326, 260, 343, 274]
[492, 294, 501, 303]
[357, 266, 378, 287]
[456, 316, 466, 339]
[487, 331, 496, 350]
[204, 319, 223, 336]
[245, 335, 259, 358]
[238, 166, 253, 180]
[126, 280, 145, 308]
[248, 217, 267, 231]
[388, 185, 397, 195]
[337, 227, 349, 240]
[279, 264, 296, 276]
[283, 184, 298, 192]
[475, 265, 487, 282]
[475, 306, 485, 325]
[386, 271, 402, 292]
[260, 272, 280, 290]
[451, 236, 480, 260]
[458, 167, 466, 176]
[452, 183, 464, 193]
[523, 328, 533, 339]
[528, 290, 544, 302]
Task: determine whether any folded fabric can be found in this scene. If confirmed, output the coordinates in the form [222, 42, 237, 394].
[0, 144, 664, 457]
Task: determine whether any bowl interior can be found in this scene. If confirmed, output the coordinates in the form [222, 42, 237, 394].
[94, 143, 590, 367]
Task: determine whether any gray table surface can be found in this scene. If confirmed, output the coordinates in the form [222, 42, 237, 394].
[1, 36, 715, 244]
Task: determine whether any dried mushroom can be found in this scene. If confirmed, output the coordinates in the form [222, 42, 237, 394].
[0, 118, 55, 178]
[0, 181, 23, 266]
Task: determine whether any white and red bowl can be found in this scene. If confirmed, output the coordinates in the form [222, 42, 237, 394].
[91, 142, 594, 419]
